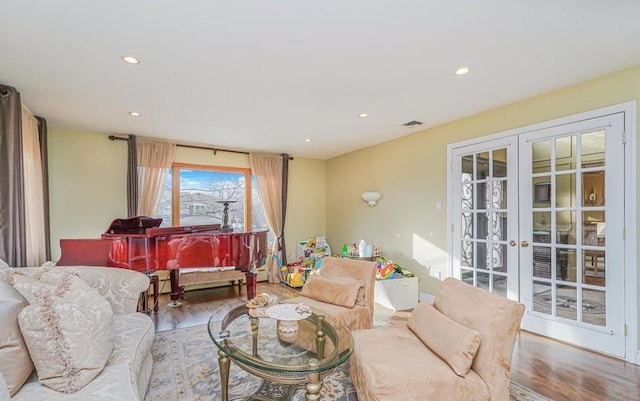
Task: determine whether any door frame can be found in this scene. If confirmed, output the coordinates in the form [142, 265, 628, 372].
[446, 101, 637, 363]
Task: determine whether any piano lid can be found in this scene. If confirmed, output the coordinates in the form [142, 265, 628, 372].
[105, 216, 163, 234]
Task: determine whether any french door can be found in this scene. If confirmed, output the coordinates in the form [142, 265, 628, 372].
[450, 112, 627, 358]
[451, 137, 519, 300]
[519, 113, 625, 357]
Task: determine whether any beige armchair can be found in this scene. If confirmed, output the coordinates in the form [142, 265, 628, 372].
[349, 278, 525, 401]
[282, 256, 377, 332]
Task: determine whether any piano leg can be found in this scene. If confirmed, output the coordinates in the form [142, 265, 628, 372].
[168, 269, 184, 307]
[246, 272, 257, 300]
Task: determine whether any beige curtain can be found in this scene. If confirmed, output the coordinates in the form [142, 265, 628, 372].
[136, 139, 176, 216]
[21, 104, 47, 265]
[249, 153, 285, 283]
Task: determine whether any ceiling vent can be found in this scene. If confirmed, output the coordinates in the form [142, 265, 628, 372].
[402, 120, 423, 127]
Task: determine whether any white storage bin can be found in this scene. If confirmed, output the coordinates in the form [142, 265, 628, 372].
[374, 276, 419, 311]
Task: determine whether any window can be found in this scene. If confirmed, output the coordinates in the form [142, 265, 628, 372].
[155, 163, 269, 234]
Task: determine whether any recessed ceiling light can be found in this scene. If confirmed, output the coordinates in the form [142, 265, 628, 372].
[129, 111, 141, 117]
[122, 55, 140, 64]
[304, 138, 312, 143]
[359, 113, 369, 118]
[455, 67, 470, 75]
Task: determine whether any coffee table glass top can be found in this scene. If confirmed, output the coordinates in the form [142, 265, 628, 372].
[207, 302, 352, 375]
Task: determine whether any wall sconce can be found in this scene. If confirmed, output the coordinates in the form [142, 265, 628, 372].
[362, 191, 381, 207]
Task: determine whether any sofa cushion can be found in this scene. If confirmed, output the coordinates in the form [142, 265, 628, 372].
[1, 267, 114, 393]
[434, 278, 525, 401]
[0, 259, 8, 270]
[0, 282, 34, 396]
[301, 274, 363, 308]
[408, 301, 481, 377]
[350, 328, 490, 401]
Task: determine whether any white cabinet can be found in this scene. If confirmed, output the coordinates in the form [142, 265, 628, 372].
[374, 276, 419, 311]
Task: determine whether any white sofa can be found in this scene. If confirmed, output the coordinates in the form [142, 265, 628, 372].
[0, 265, 154, 401]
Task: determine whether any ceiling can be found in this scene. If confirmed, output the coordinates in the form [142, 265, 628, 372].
[2, 1, 640, 160]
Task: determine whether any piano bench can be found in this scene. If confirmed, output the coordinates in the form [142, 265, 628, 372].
[178, 268, 246, 294]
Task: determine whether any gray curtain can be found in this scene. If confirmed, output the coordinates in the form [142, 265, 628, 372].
[280, 153, 289, 265]
[0, 84, 26, 266]
[127, 134, 138, 217]
[37, 117, 51, 260]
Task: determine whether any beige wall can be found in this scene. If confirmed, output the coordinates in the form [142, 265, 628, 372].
[48, 130, 327, 263]
[326, 64, 640, 297]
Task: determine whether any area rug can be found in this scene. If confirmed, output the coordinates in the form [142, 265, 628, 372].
[145, 325, 552, 401]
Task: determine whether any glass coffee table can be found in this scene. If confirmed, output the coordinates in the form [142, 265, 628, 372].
[207, 302, 353, 401]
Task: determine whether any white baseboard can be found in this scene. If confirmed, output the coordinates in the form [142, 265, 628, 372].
[419, 292, 435, 304]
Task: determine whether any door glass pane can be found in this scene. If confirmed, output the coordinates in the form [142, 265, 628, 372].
[556, 211, 576, 245]
[583, 211, 605, 245]
[493, 244, 507, 272]
[486, 242, 502, 270]
[461, 241, 473, 267]
[493, 148, 507, 178]
[562, 249, 577, 282]
[533, 281, 552, 315]
[556, 285, 577, 321]
[533, 211, 551, 233]
[477, 242, 488, 270]
[582, 220, 604, 246]
[462, 183, 473, 210]
[582, 130, 605, 168]
[533, 177, 551, 207]
[556, 248, 570, 281]
[532, 140, 552, 173]
[556, 174, 575, 208]
[533, 246, 551, 279]
[462, 213, 473, 238]
[461, 268, 474, 286]
[492, 212, 507, 240]
[476, 183, 489, 210]
[582, 288, 605, 326]
[583, 250, 605, 287]
[476, 152, 489, 179]
[462, 155, 474, 176]
[555, 135, 576, 171]
[491, 180, 507, 209]
[493, 274, 507, 297]
[533, 227, 551, 244]
[477, 271, 490, 291]
[477, 213, 489, 239]
[582, 171, 604, 207]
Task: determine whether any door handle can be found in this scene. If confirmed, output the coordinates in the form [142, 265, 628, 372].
[520, 240, 529, 248]
[509, 240, 517, 247]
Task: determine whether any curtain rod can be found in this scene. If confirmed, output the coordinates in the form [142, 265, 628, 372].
[108, 135, 293, 160]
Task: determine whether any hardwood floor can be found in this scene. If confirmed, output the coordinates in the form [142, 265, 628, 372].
[150, 282, 640, 401]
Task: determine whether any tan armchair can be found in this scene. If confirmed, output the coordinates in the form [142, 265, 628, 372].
[349, 278, 525, 401]
[282, 256, 377, 332]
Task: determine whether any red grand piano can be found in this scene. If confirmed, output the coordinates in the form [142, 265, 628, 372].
[58, 216, 268, 302]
